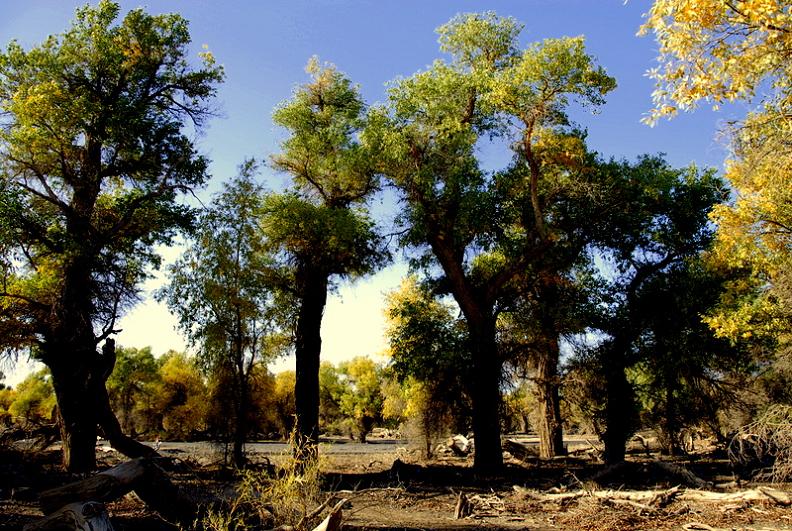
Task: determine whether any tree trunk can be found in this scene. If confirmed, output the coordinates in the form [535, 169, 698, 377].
[233, 389, 247, 468]
[49, 337, 156, 472]
[52, 365, 100, 473]
[469, 322, 504, 474]
[535, 335, 565, 459]
[294, 268, 329, 461]
[603, 349, 632, 465]
[662, 382, 681, 456]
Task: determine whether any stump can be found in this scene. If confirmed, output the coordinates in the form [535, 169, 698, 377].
[23, 502, 114, 531]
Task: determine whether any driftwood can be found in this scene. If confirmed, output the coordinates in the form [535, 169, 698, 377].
[23, 502, 114, 531]
[311, 498, 346, 531]
[267, 498, 348, 531]
[448, 434, 473, 456]
[514, 485, 792, 507]
[454, 492, 472, 519]
[38, 458, 201, 524]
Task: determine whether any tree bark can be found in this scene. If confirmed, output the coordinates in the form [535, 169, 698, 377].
[50, 353, 100, 473]
[603, 348, 632, 465]
[294, 267, 329, 461]
[468, 322, 504, 474]
[535, 334, 565, 459]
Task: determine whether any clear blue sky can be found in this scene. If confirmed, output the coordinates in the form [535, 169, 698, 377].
[0, 1, 738, 383]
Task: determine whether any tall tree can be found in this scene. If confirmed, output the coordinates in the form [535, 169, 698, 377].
[0, 1, 222, 471]
[368, 12, 615, 472]
[267, 59, 386, 458]
[159, 162, 284, 468]
[587, 157, 727, 464]
[632, 259, 748, 454]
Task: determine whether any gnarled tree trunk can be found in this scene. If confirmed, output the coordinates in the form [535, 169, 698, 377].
[535, 335, 565, 459]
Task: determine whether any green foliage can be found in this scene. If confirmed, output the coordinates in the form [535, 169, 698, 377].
[0, 1, 224, 357]
[334, 357, 385, 442]
[161, 162, 285, 370]
[266, 58, 386, 278]
[318, 362, 345, 431]
[0, 385, 14, 426]
[261, 193, 385, 279]
[384, 277, 472, 450]
[630, 259, 750, 450]
[385, 277, 470, 386]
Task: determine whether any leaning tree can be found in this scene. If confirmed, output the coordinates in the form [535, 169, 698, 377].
[0, 1, 222, 471]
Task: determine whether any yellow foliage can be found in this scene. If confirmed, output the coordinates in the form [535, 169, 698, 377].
[643, 0, 792, 342]
[641, 0, 792, 123]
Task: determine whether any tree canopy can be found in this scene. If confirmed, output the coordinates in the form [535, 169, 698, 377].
[0, 0, 223, 471]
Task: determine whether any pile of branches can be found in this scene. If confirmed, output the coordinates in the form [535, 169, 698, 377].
[728, 404, 792, 482]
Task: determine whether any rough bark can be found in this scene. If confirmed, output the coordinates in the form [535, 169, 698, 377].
[603, 346, 632, 465]
[49, 337, 156, 472]
[535, 334, 565, 459]
[50, 360, 100, 473]
[294, 267, 329, 461]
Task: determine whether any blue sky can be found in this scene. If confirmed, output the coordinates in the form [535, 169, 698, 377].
[0, 1, 738, 383]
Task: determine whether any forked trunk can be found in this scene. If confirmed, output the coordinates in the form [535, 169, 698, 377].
[294, 268, 329, 461]
[536, 335, 565, 459]
[49, 338, 156, 472]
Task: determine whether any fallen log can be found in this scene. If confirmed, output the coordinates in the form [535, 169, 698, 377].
[589, 460, 710, 489]
[503, 439, 539, 461]
[311, 498, 346, 531]
[513, 486, 792, 506]
[23, 502, 114, 531]
[38, 457, 202, 524]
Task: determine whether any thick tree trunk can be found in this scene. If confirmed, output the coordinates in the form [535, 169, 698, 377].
[603, 350, 632, 465]
[469, 323, 504, 474]
[535, 335, 565, 459]
[49, 337, 156, 472]
[294, 268, 329, 461]
[52, 362, 100, 473]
